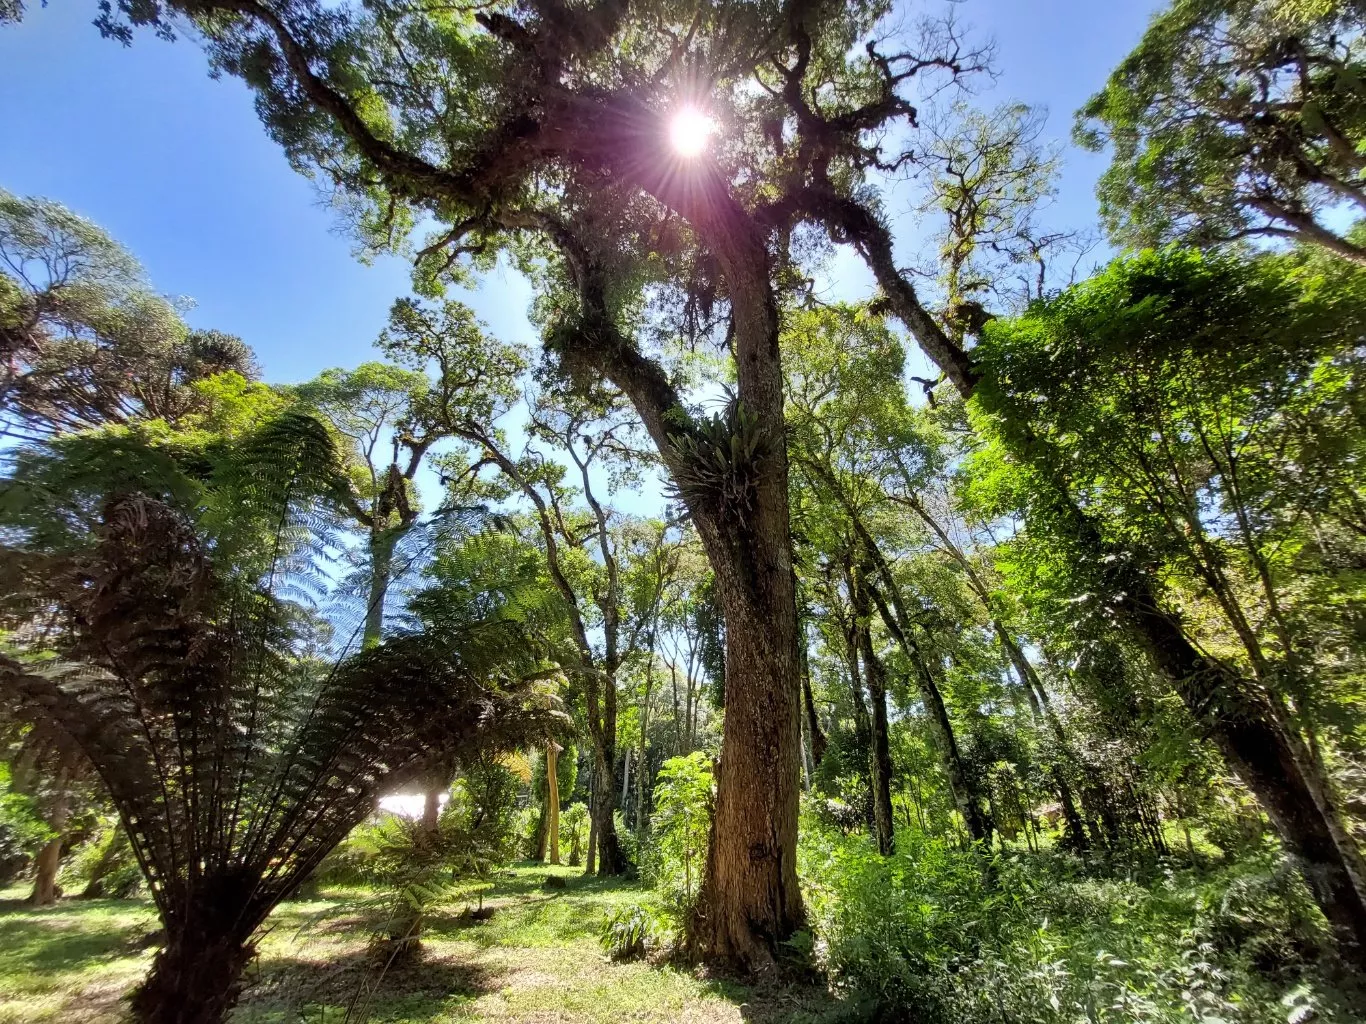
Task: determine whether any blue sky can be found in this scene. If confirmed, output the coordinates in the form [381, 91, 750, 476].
[1, 0, 1160, 389]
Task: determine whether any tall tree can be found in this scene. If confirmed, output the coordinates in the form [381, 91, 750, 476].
[1078, 0, 1366, 264]
[0, 190, 259, 438]
[785, 304, 992, 847]
[970, 246, 1366, 965]
[81, 0, 1004, 962]
[295, 362, 434, 645]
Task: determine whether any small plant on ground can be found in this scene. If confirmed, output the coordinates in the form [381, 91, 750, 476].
[645, 752, 712, 914]
[600, 903, 664, 961]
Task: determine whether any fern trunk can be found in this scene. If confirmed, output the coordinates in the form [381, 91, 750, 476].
[131, 921, 255, 1024]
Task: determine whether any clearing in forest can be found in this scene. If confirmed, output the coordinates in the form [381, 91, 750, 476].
[0, 864, 850, 1024]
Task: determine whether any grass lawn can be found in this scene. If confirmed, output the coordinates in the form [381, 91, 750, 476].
[0, 865, 858, 1023]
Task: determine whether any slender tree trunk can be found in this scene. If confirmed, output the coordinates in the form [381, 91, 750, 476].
[863, 579, 991, 845]
[363, 529, 398, 648]
[636, 659, 652, 848]
[546, 742, 560, 865]
[801, 650, 827, 767]
[535, 804, 549, 862]
[839, 603, 875, 830]
[420, 789, 440, 834]
[993, 625, 1088, 851]
[584, 763, 598, 876]
[857, 621, 896, 856]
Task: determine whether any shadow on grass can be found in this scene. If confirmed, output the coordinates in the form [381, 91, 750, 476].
[699, 973, 869, 1024]
[238, 945, 505, 1023]
[0, 898, 153, 977]
[491, 863, 642, 899]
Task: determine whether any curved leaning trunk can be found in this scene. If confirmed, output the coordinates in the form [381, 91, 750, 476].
[1127, 594, 1366, 966]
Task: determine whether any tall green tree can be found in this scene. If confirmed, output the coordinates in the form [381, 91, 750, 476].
[296, 362, 431, 645]
[0, 190, 258, 438]
[79, 0, 982, 960]
[1078, 0, 1366, 263]
[971, 246, 1366, 964]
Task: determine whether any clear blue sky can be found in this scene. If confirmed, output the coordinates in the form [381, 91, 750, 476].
[0, 0, 1160, 387]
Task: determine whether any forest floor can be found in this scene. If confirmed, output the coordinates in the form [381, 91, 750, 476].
[0, 863, 858, 1024]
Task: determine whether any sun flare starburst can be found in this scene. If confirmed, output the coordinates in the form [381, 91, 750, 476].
[670, 107, 715, 157]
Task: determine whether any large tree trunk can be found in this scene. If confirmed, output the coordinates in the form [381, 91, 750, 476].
[130, 921, 255, 1024]
[584, 662, 627, 876]
[539, 201, 802, 965]
[636, 660, 653, 849]
[592, 766, 626, 876]
[686, 577, 804, 967]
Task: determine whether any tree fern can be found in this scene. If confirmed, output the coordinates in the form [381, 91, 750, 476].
[0, 413, 565, 1024]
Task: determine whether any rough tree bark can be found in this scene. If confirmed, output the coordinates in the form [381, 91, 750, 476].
[130, 923, 256, 1024]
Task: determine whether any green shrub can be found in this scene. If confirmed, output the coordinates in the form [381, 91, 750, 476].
[799, 815, 1346, 1024]
[644, 752, 711, 911]
[62, 816, 141, 898]
[600, 903, 663, 961]
[0, 762, 51, 883]
[560, 802, 588, 866]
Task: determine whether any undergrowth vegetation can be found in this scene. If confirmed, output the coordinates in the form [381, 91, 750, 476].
[799, 817, 1359, 1023]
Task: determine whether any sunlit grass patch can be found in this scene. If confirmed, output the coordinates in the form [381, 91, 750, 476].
[0, 895, 157, 1023]
[0, 864, 852, 1024]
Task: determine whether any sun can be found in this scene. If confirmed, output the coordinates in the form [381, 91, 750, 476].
[670, 107, 715, 157]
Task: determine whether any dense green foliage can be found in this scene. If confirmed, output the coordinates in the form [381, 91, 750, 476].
[8, 0, 1366, 1020]
[1078, 0, 1366, 263]
[801, 818, 1351, 1023]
